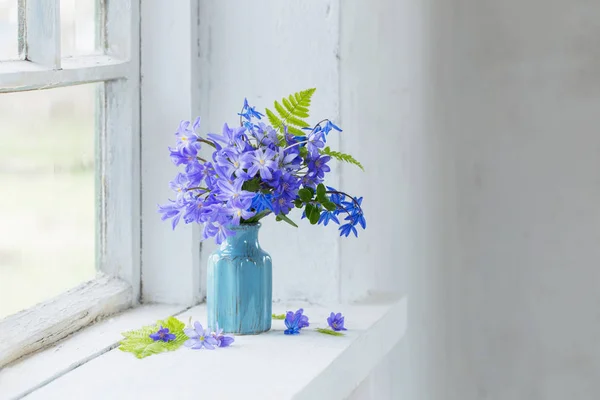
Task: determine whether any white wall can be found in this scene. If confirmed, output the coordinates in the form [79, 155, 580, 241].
[197, 0, 600, 398]
[444, 1, 600, 399]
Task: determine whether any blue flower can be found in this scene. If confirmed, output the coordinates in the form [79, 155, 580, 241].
[149, 326, 177, 342]
[184, 322, 219, 350]
[324, 120, 342, 134]
[211, 323, 235, 348]
[306, 129, 326, 156]
[318, 209, 339, 226]
[327, 312, 347, 331]
[251, 192, 274, 213]
[238, 98, 264, 121]
[284, 308, 310, 335]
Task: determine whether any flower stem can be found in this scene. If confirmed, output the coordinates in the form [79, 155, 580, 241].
[198, 138, 217, 148]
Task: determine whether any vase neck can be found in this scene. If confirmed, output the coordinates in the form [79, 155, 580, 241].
[221, 223, 261, 249]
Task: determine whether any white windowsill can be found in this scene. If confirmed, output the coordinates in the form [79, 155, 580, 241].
[1, 297, 406, 400]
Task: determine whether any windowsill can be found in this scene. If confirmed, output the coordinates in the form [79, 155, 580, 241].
[1, 297, 406, 400]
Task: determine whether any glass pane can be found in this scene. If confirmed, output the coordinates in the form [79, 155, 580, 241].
[60, 0, 97, 57]
[0, 84, 98, 319]
[0, 0, 18, 60]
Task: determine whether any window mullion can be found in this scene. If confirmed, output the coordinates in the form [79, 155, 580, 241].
[24, 0, 62, 68]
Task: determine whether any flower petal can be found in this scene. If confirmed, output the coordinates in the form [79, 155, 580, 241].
[184, 328, 199, 339]
[194, 321, 204, 335]
[184, 339, 197, 347]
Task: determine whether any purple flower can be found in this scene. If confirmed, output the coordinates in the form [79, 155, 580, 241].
[215, 149, 250, 179]
[274, 172, 301, 199]
[306, 128, 325, 156]
[169, 145, 199, 167]
[243, 148, 278, 180]
[215, 223, 235, 244]
[307, 155, 331, 181]
[149, 326, 177, 342]
[207, 123, 247, 152]
[158, 200, 183, 230]
[211, 323, 235, 348]
[252, 122, 278, 147]
[225, 198, 256, 225]
[175, 118, 201, 150]
[216, 178, 255, 203]
[271, 193, 294, 215]
[284, 308, 310, 335]
[327, 312, 347, 331]
[184, 322, 219, 350]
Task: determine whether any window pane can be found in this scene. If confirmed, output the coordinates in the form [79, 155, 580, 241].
[0, 84, 98, 319]
[0, 0, 18, 60]
[60, 0, 97, 57]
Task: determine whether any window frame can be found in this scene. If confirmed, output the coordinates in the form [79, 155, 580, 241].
[0, 0, 140, 367]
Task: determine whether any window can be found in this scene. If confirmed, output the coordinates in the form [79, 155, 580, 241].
[0, 0, 140, 366]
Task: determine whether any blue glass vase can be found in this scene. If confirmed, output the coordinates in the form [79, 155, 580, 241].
[207, 223, 272, 334]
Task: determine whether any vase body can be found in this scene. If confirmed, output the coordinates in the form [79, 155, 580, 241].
[207, 223, 272, 334]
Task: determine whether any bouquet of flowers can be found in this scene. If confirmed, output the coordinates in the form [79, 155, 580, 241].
[158, 88, 366, 244]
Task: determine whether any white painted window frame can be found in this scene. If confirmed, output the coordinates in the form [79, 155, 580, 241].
[0, 0, 141, 367]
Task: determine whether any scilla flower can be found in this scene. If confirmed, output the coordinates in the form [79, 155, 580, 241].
[284, 308, 310, 335]
[327, 312, 347, 331]
[184, 322, 218, 350]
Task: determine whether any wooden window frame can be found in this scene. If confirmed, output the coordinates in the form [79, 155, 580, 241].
[0, 0, 140, 367]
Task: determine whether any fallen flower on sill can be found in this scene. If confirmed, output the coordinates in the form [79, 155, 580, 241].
[284, 308, 310, 335]
[211, 322, 235, 348]
[184, 322, 219, 350]
[327, 312, 348, 332]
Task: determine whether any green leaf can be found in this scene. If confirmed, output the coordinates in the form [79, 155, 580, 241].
[119, 316, 187, 359]
[321, 146, 365, 171]
[275, 213, 299, 228]
[316, 184, 326, 201]
[266, 108, 283, 130]
[306, 204, 320, 225]
[294, 198, 303, 208]
[274, 101, 287, 119]
[272, 313, 286, 320]
[244, 210, 270, 224]
[298, 188, 313, 203]
[286, 125, 305, 136]
[282, 97, 294, 112]
[315, 328, 345, 336]
[242, 177, 261, 192]
[269, 88, 316, 134]
[322, 200, 337, 212]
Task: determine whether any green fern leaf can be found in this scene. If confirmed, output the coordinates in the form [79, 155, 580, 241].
[286, 115, 310, 128]
[272, 313, 286, 320]
[274, 101, 287, 119]
[286, 125, 305, 136]
[315, 328, 345, 336]
[269, 88, 316, 135]
[282, 97, 294, 112]
[119, 316, 187, 359]
[322, 146, 365, 171]
[288, 94, 298, 107]
[266, 108, 283, 130]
